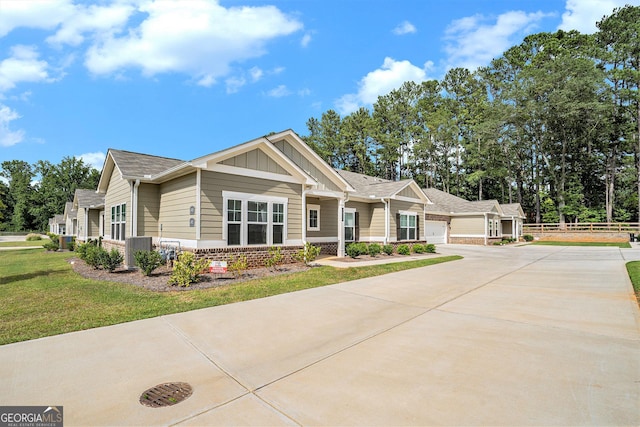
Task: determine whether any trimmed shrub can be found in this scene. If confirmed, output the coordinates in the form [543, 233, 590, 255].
[382, 244, 394, 255]
[100, 248, 124, 272]
[26, 233, 42, 241]
[368, 243, 381, 257]
[412, 243, 425, 253]
[43, 235, 59, 251]
[134, 250, 164, 276]
[425, 244, 436, 253]
[168, 252, 210, 287]
[292, 242, 321, 265]
[523, 234, 534, 242]
[265, 246, 284, 271]
[397, 244, 410, 255]
[346, 242, 367, 258]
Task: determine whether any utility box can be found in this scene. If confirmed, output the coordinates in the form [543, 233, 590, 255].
[125, 237, 152, 268]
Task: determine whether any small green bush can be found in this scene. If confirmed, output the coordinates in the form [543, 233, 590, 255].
[346, 242, 367, 258]
[368, 243, 381, 257]
[523, 234, 534, 242]
[228, 254, 248, 279]
[100, 248, 124, 272]
[425, 244, 436, 253]
[397, 244, 410, 255]
[43, 234, 59, 251]
[265, 246, 284, 271]
[134, 250, 164, 276]
[82, 245, 103, 269]
[26, 233, 42, 241]
[382, 244, 394, 255]
[412, 243, 425, 253]
[168, 252, 210, 287]
[292, 242, 321, 265]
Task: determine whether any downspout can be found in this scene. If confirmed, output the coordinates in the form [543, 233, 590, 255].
[483, 212, 488, 246]
[130, 179, 140, 237]
[84, 208, 89, 241]
[302, 186, 309, 245]
[381, 198, 389, 245]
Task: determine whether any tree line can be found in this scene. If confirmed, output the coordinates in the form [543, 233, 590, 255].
[302, 6, 640, 224]
[0, 158, 100, 232]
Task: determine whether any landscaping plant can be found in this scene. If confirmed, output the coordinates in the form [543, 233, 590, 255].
[367, 243, 381, 257]
[346, 242, 367, 258]
[382, 244, 394, 255]
[26, 233, 42, 241]
[265, 246, 284, 271]
[134, 250, 164, 276]
[412, 243, 425, 253]
[397, 244, 410, 255]
[425, 244, 436, 253]
[99, 248, 124, 272]
[168, 252, 210, 287]
[292, 242, 321, 265]
[228, 254, 248, 279]
[43, 234, 59, 251]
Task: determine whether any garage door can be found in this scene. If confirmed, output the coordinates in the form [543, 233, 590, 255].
[425, 220, 447, 244]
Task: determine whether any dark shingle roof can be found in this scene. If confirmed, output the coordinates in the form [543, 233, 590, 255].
[424, 188, 502, 214]
[75, 189, 105, 208]
[109, 149, 185, 178]
[336, 169, 412, 198]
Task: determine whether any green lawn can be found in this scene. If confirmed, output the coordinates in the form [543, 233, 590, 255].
[529, 241, 632, 249]
[0, 249, 462, 345]
[625, 261, 640, 306]
[0, 240, 45, 247]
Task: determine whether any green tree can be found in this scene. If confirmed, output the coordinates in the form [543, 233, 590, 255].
[0, 160, 35, 231]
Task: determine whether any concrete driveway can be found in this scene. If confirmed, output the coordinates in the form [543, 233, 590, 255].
[1, 245, 638, 426]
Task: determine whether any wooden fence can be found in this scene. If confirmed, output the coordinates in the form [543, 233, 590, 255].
[523, 223, 640, 233]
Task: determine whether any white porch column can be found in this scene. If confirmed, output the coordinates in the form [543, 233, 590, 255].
[337, 198, 345, 257]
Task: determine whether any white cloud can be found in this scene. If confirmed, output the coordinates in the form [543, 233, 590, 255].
[444, 11, 551, 71]
[77, 151, 106, 170]
[335, 57, 433, 115]
[84, 0, 303, 87]
[0, 0, 75, 38]
[559, 0, 638, 34]
[46, 1, 136, 47]
[393, 21, 417, 35]
[266, 85, 291, 98]
[0, 45, 55, 92]
[301, 32, 313, 47]
[0, 104, 25, 147]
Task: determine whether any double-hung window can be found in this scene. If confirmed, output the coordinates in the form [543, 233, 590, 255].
[223, 191, 287, 246]
[110, 203, 126, 241]
[307, 204, 320, 231]
[399, 212, 417, 241]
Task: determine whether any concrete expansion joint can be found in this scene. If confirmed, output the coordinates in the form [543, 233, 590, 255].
[162, 317, 304, 426]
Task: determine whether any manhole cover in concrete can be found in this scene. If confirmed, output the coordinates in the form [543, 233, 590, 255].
[140, 382, 193, 408]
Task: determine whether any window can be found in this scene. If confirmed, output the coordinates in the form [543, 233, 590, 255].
[223, 191, 287, 246]
[399, 212, 417, 241]
[110, 203, 126, 241]
[344, 209, 356, 242]
[307, 204, 320, 231]
[273, 203, 284, 244]
[227, 199, 242, 245]
[488, 217, 493, 237]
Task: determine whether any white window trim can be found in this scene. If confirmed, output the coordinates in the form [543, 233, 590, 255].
[110, 203, 126, 241]
[344, 207, 356, 242]
[222, 191, 288, 246]
[398, 211, 418, 241]
[307, 204, 320, 231]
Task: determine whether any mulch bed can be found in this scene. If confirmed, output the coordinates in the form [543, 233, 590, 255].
[67, 258, 309, 292]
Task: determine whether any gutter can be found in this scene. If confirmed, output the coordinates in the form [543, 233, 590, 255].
[484, 212, 488, 246]
[130, 179, 140, 237]
[381, 198, 389, 245]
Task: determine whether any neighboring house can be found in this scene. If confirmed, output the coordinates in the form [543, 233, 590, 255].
[63, 202, 77, 237]
[73, 189, 105, 242]
[95, 130, 430, 265]
[48, 215, 66, 235]
[423, 188, 525, 245]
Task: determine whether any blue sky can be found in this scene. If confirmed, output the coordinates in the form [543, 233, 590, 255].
[1, 0, 638, 172]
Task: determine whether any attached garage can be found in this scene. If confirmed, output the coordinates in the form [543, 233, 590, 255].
[425, 220, 447, 244]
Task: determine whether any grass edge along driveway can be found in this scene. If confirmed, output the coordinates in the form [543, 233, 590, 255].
[0, 249, 462, 345]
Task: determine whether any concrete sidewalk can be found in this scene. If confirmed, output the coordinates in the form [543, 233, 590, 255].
[1, 245, 638, 425]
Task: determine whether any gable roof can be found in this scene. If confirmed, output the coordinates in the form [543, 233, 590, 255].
[337, 169, 428, 202]
[500, 203, 526, 218]
[63, 202, 77, 220]
[423, 188, 503, 215]
[74, 189, 105, 209]
[97, 149, 186, 192]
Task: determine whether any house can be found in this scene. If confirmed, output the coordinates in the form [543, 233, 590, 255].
[63, 202, 77, 237]
[95, 130, 431, 266]
[72, 189, 105, 242]
[48, 214, 66, 235]
[423, 188, 525, 245]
